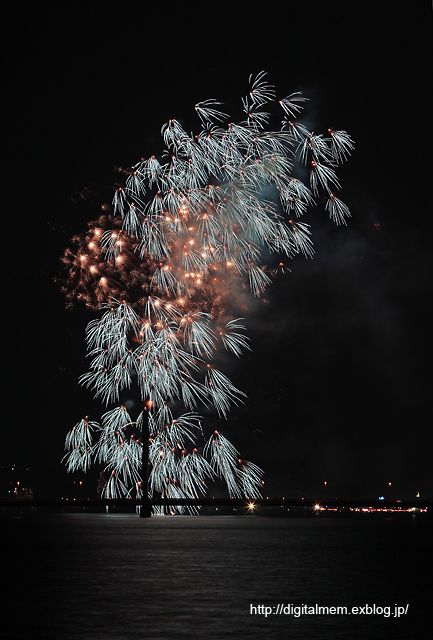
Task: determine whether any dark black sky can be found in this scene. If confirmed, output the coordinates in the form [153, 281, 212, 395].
[4, 2, 432, 500]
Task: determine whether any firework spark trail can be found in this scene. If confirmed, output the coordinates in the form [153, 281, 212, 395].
[62, 72, 354, 506]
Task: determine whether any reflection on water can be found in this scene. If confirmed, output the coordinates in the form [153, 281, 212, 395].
[2, 513, 430, 639]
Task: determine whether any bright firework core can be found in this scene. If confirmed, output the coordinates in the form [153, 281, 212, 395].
[61, 72, 354, 509]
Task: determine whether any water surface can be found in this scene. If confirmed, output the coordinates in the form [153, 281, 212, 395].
[2, 512, 430, 639]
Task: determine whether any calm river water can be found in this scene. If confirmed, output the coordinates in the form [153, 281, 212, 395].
[1, 512, 430, 639]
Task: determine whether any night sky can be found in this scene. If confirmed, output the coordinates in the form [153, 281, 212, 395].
[4, 3, 432, 501]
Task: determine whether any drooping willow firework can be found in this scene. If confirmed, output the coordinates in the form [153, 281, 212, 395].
[62, 72, 354, 510]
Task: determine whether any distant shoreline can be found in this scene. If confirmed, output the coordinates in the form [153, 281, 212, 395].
[1, 497, 430, 518]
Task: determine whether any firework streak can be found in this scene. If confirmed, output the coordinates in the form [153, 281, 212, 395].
[62, 72, 354, 509]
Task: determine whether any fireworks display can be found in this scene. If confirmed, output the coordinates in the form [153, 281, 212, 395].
[61, 72, 354, 510]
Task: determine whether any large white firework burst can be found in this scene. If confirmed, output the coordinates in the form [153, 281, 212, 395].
[63, 71, 354, 510]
